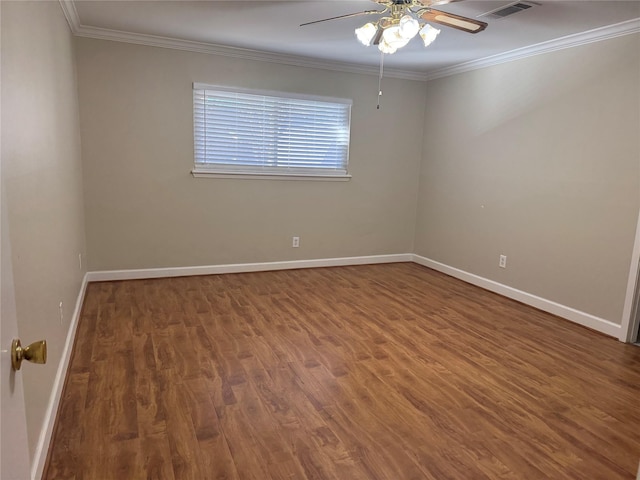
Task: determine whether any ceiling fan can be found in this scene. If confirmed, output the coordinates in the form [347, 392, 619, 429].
[301, 0, 488, 55]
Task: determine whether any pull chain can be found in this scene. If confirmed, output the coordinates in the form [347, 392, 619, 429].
[377, 51, 384, 110]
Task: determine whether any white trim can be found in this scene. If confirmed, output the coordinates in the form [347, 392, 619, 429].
[86, 254, 413, 282]
[31, 273, 89, 480]
[192, 86, 351, 179]
[70, 25, 426, 81]
[191, 170, 352, 181]
[411, 255, 622, 339]
[425, 18, 640, 81]
[59, 2, 639, 83]
[193, 82, 353, 106]
[33, 252, 631, 477]
[621, 208, 640, 342]
[85, 255, 624, 339]
[58, 0, 80, 33]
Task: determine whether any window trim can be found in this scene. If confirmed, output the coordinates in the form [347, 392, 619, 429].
[191, 83, 352, 181]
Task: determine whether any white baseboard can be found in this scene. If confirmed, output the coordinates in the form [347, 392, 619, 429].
[31, 273, 89, 480]
[34, 253, 622, 478]
[30, 252, 624, 479]
[412, 255, 621, 338]
[31, 254, 406, 478]
[86, 254, 413, 282]
[85, 253, 621, 338]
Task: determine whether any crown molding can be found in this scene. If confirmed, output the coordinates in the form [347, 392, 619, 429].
[72, 25, 427, 81]
[424, 17, 640, 81]
[58, 0, 639, 83]
[59, 0, 80, 33]
[59, 7, 425, 82]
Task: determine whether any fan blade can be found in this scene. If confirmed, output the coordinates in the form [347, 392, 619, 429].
[300, 10, 382, 27]
[420, 9, 487, 33]
[372, 27, 384, 46]
[415, 0, 464, 6]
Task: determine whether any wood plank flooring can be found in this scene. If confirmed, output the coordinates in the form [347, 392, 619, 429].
[44, 263, 640, 479]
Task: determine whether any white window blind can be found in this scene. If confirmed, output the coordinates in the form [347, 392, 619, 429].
[193, 84, 351, 179]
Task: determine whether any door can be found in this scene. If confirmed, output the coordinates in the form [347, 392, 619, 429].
[628, 258, 640, 345]
[622, 213, 640, 343]
[0, 67, 31, 478]
[634, 283, 640, 344]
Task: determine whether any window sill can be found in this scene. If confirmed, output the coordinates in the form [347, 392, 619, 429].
[191, 169, 352, 182]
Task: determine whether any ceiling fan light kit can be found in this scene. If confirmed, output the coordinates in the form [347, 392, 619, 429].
[303, 0, 487, 55]
[302, 0, 487, 107]
[356, 11, 441, 54]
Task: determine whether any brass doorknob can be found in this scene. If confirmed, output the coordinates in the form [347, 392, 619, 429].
[11, 339, 47, 371]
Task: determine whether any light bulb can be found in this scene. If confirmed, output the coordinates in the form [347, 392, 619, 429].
[355, 23, 377, 46]
[399, 14, 420, 40]
[419, 23, 441, 47]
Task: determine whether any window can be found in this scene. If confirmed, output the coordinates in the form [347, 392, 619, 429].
[192, 84, 352, 180]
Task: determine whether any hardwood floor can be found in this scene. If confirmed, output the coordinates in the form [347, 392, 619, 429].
[44, 263, 640, 479]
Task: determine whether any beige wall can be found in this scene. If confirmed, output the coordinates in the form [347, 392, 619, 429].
[0, 1, 636, 468]
[76, 38, 424, 271]
[414, 34, 640, 323]
[77, 33, 640, 324]
[1, 1, 87, 461]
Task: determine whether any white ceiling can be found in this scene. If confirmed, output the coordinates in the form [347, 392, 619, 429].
[70, 0, 640, 79]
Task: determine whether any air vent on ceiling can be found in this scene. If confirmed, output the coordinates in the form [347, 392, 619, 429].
[480, 1, 538, 19]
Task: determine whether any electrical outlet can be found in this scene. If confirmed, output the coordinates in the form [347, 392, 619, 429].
[499, 255, 507, 269]
[59, 301, 64, 325]
[78, 253, 83, 270]
[292, 236, 300, 248]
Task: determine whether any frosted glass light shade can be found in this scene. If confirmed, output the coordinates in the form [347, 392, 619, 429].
[381, 25, 410, 49]
[358, 17, 442, 54]
[355, 23, 378, 46]
[378, 38, 398, 54]
[419, 24, 441, 47]
[399, 15, 420, 39]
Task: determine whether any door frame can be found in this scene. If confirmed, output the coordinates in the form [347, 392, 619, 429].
[621, 206, 640, 342]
